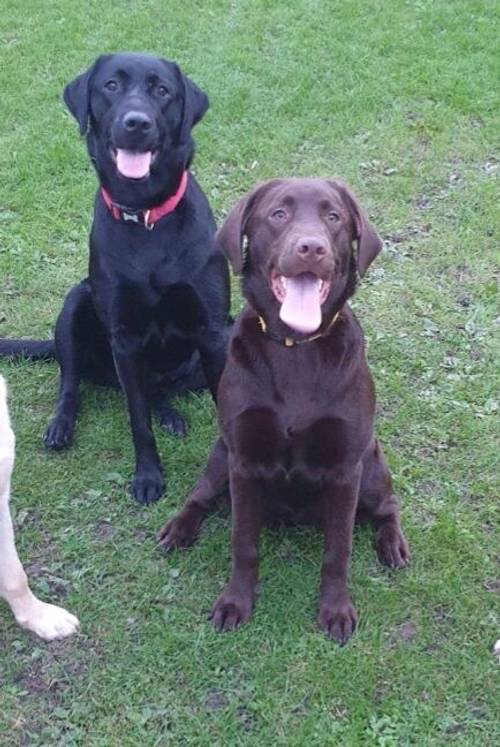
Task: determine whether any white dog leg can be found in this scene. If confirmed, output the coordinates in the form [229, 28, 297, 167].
[0, 376, 79, 640]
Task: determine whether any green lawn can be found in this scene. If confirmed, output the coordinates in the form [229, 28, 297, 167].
[0, 0, 499, 744]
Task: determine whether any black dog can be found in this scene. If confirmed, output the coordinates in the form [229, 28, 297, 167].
[0, 53, 230, 504]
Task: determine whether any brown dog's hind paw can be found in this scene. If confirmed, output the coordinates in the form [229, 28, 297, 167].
[318, 600, 357, 645]
[211, 592, 253, 632]
[157, 511, 200, 551]
[376, 525, 410, 569]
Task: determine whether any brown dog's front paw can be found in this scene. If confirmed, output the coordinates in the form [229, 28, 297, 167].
[376, 525, 410, 569]
[318, 600, 357, 644]
[211, 590, 253, 633]
[157, 511, 200, 551]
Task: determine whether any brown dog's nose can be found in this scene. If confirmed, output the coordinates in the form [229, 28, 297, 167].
[296, 236, 327, 260]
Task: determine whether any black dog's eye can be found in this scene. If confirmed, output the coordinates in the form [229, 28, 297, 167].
[271, 208, 287, 221]
[157, 84, 169, 97]
[327, 211, 340, 223]
[104, 80, 118, 92]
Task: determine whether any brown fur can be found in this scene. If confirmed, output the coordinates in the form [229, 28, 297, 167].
[158, 178, 409, 643]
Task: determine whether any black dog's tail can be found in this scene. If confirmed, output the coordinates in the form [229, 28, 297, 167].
[0, 338, 56, 361]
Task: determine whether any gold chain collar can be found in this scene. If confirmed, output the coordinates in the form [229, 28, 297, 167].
[257, 310, 341, 347]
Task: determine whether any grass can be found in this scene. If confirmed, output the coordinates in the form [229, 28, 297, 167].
[0, 0, 499, 744]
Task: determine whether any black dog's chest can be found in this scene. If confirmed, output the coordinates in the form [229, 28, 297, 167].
[90, 261, 205, 368]
[111, 281, 204, 342]
[91, 227, 206, 330]
[92, 205, 206, 316]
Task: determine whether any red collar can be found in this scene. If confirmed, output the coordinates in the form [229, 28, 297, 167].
[100, 170, 188, 230]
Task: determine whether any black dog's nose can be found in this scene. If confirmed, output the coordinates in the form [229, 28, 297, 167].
[123, 111, 152, 133]
[296, 237, 327, 259]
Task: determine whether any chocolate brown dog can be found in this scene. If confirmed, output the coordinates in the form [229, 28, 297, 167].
[158, 178, 409, 643]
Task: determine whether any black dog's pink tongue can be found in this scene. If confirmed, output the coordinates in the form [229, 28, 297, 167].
[279, 273, 322, 334]
[116, 149, 152, 179]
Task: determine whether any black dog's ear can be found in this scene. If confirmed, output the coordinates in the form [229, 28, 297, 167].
[175, 67, 209, 144]
[332, 181, 383, 276]
[216, 180, 283, 274]
[63, 56, 108, 136]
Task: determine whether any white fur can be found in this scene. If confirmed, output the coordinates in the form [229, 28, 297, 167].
[0, 375, 79, 640]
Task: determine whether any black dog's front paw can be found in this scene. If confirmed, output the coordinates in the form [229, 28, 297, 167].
[157, 406, 188, 438]
[131, 468, 165, 505]
[43, 416, 74, 450]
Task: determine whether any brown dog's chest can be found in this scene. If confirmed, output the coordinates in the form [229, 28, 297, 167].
[229, 406, 365, 526]
[221, 315, 374, 521]
[231, 404, 362, 476]
[229, 399, 372, 527]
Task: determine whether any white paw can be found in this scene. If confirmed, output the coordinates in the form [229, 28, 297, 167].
[17, 600, 80, 641]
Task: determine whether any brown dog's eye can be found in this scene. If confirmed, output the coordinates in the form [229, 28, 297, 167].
[271, 208, 287, 221]
[104, 80, 118, 92]
[328, 211, 340, 223]
[157, 85, 169, 97]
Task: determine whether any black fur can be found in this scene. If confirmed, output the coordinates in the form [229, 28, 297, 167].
[0, 53, 230, 505]
[0, 339, 55, 360]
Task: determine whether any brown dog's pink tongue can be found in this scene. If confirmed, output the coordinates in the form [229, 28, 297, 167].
[116, 149, 152, 179]
[279, 273, 322, 334]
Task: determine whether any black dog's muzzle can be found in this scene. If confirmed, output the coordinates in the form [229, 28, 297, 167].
[110, 98, 159, 151]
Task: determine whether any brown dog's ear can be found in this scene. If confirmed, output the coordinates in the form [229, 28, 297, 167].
[333, 182, 383, 276]
[215, 195, 249, 274]
[216, 180, 283, 274]
[355, 207, 383, 277]
[63, 55, 110, 136]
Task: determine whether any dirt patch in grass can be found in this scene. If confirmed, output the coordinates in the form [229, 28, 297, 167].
[204, 689, 229, 712]
[235, 705, 258, 732]
[432, 604, 454, 624]
[412, 507, 437, 529]
[94, 520, 116, 543]
[388, 620, 419, 647]
[445, 264, 472, 284]
[483, 578, 500, 593]
[373, 682, 391, 704]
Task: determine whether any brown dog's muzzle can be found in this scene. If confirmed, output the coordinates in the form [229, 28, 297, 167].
[269, 239, 335, 336]
[277, 233, 336, 279]
[295, 235, 328, 260]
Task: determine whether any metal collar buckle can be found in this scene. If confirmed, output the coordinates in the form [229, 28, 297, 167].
[119, 208, 155, 230]
[144, 210, 154, 231]
[121, 210, 141, 224]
